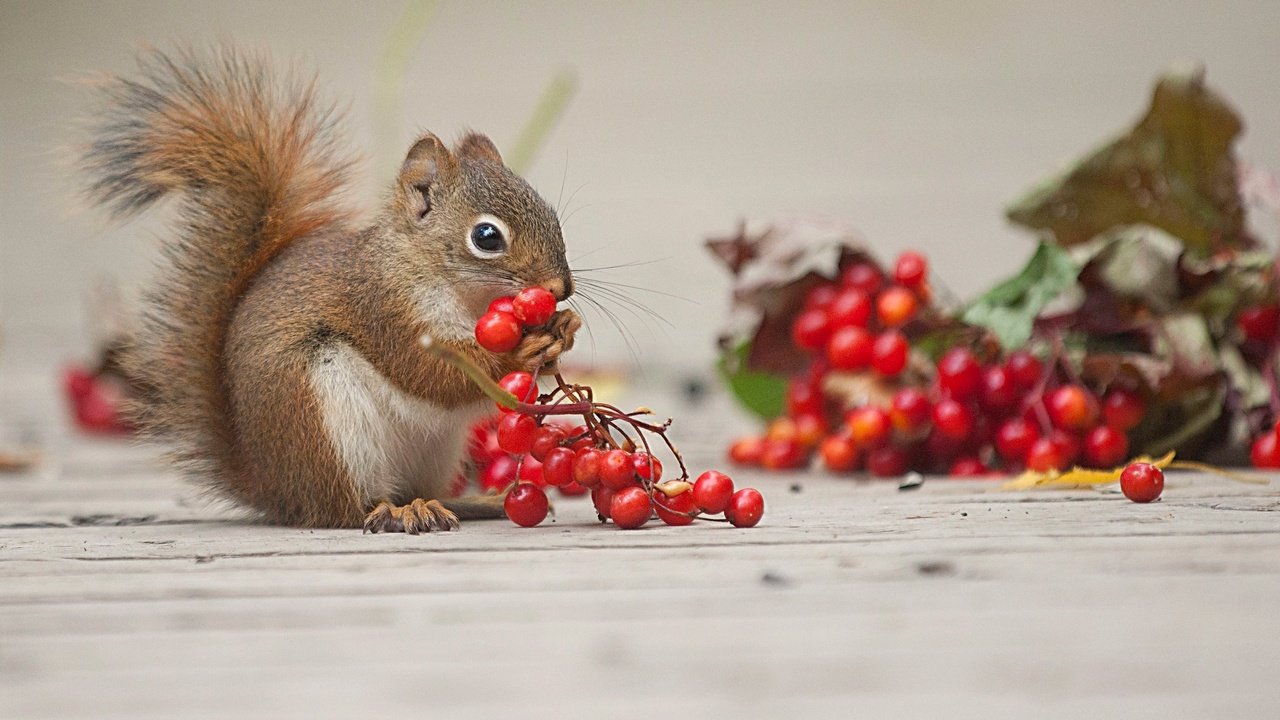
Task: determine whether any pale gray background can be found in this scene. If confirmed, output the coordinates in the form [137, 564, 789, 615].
[3, 0, 1280, 380]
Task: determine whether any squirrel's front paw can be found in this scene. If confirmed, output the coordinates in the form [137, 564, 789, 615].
[363, 499, 460, 534]
[512, 308, 580, 372]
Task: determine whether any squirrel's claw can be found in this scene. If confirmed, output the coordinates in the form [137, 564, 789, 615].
[363, 498, 460, 534]
[513, 308, 581, 372]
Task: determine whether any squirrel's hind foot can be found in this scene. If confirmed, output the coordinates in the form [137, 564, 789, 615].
[363, 498, 460, 534]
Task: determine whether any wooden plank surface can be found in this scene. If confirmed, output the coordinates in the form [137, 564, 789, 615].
[2, 387, 1280, 719]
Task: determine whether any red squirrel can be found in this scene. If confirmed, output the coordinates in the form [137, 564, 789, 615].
[82, 47, 580, 533]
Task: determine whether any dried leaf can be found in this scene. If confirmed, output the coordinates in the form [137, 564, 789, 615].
[999, 452, 1176, 490]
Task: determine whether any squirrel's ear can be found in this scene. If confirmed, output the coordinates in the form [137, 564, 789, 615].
[455, 133, 503, 166]
[397, 133, 457, 219]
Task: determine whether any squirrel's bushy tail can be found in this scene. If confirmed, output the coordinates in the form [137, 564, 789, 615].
[83, 46, 355, 501]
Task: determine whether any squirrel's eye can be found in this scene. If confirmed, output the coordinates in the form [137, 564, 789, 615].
[468, 221, 507, 257]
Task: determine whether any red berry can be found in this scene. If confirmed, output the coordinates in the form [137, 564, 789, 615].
[496, 413, 537, 454]
[1005, 351, 1043, 391]
[610, 487, 652, 529]
[1083, 425, 1129, 468]
[591, 487, 617, 520]
[487, 296, 516, 314]
[805, 283, 839, 311]
[937, 348, 982, 401]
[949, 457, 988, 477]
[848, 405, 892, 447]
[876, 286, 918, 328]
[792, 412, 828, 447]
[791, 308, 832, 352]
[631, 452, 663, 482]
[828, 288, 873, 329]
[786, 378, 824, 416]
[517, 456, 545, 486]
[1237, 304, 1280, 343]
[557, 481, 589, 497]
[504, 483, 549, 527]
[599, 449, 636, 489]
[480, 455, 518, 492]
[866, 445, 908, 477]
[63, 367, 95, 400]
[889, 387, 932, 436]
[826, 326, 874, 370]
[497, 371, 536, 412]
[475, 311, 522, 352]
[893, 251, 928, 290]
[529, 424, 566, 461]
[1048, 430, 1081, 465]
[572, 447, 604, 487]
[468, 421, 503, 464]
[870, 332, 909, 376]
[693, 470, 735, 514]
[1120, 462, 1164, 503]
[995, 418, 1039, 464]
[979, 366, 1018, 415]
[512, 287, 557, 327]
[541, 447, 576, 487]
[1250, 431, 1280, 468]
[819, 435, 859, 472]
[653, 489, 698, 526]
[724, 488, 765, 528]
[1046, 385, 1099, 430]
[1102, 388, 1145, 431]
[1026, 438, 1068, 473]
[932, 399, 975, 441]
[760, 439, 806, 470]
[728, 436, 765, 465]
[840, 262, 883, 295]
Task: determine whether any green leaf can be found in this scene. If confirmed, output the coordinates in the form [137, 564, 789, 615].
[716, 340, 786, 420]
[961, 241, 1080, 349]
[1007, 68, 1247, 256]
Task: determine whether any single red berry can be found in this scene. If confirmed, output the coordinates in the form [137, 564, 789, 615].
[792, 412, 828, 447]
[949, 457, 988, 477]
[995, 418, 1039, 464]
[819, 434, 859, 472]
[826, 326, 874, 371]
[866, 445, 909, 477]
[1237, 304, 1280, 343]
[1250, 431, 1280, 468]
[475, 310, 522, 352]
[728, 436, 765, 465]
[693, 470, 735, 514]
[937, 348, 982, 401]
[610, 486, 653, 529]
[496, 413, 537, 454]
[848, 405, 892, 447]
[839, 262, 883, 295]
[63, 367, 95, 400]
[805, 283, 839, 311]
[1083, 425, 1129, 468]
[487, 296, 516, 314]
[924, 426, 963, 463]
[870, 332, 909, 376]
[480, 455, 518, 492]
[468, 421, 503, 465]
[979, 365, 1018, 415]
[791, 308, 832, 352]
[876, 286, 918, 328]
[517, 455, 545, 486]
[760, 439, 806, 470]
[889, 387, 932, 436]
[1048, 429, 1081, 465]
[497, 371, 536, 412]
[572, 447, 604, 487]
[541, 447, 576, 487]
[893, 251, 928, 290]
[828, 288, 873, 329]
[724, 488, 765, 528]
[786, 378, 824, 416]
[504, 483, 550, 527]
[512, 286, 557, 327]
[1026, 438, 1068, 473]
[557, 481, 589, 497]
[1102, 388, 1145, 431]
[591, 487, 617, 521]
[932, 399, 975, 441]
[631, 452, 664, 482]
[1120, 462, 1164, 503]
[599, 449, 636, 489]
[653, 489, 698, 526]
[529, 424, 567, 461]
[1045, 385, 1099, 431]
[1005, 350, 1044, 391]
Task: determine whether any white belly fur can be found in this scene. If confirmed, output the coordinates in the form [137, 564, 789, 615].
[308, 342, 487, 505]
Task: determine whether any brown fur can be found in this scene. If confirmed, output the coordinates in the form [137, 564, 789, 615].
[82, 46, 577, 529]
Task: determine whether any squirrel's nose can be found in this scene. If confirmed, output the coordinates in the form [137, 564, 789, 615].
[542, 275, 573, 301]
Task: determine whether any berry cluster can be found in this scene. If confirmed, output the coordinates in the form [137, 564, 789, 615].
[730, 251, 1151, 477]
[457, 288, 764, 529]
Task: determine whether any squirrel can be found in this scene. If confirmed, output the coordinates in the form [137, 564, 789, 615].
[81, 46, 580, 533]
